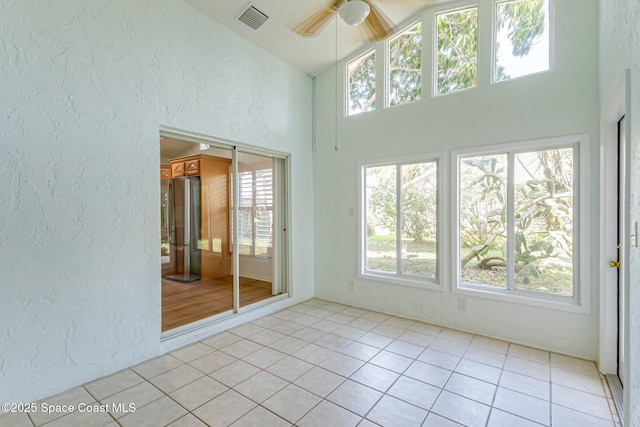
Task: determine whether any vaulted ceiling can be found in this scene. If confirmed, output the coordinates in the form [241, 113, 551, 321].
[181, 0, 448, 75]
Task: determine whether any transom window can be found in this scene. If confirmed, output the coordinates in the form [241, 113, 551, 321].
[436, 7, 478, 95]
[347, 49, 376, 116]
[494, 0, 550, 82]
[455, 137, 584, 302]
[343, 0, 553, 111]
[388, 22, 422, 107]
[362, 159, 439, 284]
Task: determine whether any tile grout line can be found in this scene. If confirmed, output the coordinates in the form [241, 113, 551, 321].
[4, 299, 619, 427]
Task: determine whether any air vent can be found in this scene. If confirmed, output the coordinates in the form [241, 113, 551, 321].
[238, 5, 269, 30]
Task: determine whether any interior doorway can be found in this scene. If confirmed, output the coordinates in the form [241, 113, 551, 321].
[605, 116, 627, 418]
[599, 72, 631, 423]
[160, 133, 289, 332]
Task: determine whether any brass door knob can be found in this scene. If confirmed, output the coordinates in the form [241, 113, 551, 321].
[609, 260, 621, 268]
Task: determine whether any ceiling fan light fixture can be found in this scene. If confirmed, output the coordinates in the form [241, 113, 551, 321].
[339, 0, 371, 26]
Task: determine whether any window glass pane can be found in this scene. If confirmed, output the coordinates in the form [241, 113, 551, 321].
[239, 171, 253, 208]
[233, 165, 274, 258]
[495, 0, 549, 82]
[514, 148, 573, 295]
[237, 153, 279, 308]
[400, 162, 437, 278]
[460, 154, 508, 288]
[255, 169, 273, 206]
[160, 178, 170, 262]
[436, 7, 478, 95]
[255, 168, 273, 256]
[238, 209, 252, 256]
[365, 165, 397, 273]
[348, 49, 376, 115]
[389, 22, 422, 107]
[255, 210, 272, 256]
[237, 171, 253, 255]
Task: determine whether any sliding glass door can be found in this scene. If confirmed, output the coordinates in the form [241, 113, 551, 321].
[234, 153, 288, 308]
[160, 134, 289, 333]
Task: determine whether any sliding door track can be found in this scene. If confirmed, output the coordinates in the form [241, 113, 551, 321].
[605, 374, 623, 422]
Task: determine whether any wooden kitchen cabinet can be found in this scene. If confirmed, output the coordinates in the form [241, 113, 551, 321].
[171, 162, 186, 177]
[185, 159, 200, 176]
[160, 165, 172, 180]
[170, 156, 201, 178]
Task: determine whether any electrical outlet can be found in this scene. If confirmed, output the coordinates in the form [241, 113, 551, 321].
[631, 221, 638, 247]
[348, 207, 355, 217]
[458, 297, 467, 311]
[347, 281, 354, 291]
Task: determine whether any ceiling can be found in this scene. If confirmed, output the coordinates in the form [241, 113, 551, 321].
[181, 0, 443, 75]
[160, 137, 197, 159]
[160, 136, 273, 165]
[160, 136, 232, 160]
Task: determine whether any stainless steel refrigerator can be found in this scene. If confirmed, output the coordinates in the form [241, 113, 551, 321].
[162, 176, 201, 282]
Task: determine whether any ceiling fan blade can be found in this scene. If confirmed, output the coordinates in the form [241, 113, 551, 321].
[292, 3, 338, 37]
[362, 0, 395, 42]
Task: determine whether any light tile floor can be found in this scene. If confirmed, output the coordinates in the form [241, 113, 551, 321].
[0, 299, 621, 427]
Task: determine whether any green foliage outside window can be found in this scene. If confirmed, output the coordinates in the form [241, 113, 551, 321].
[348, 50, 376, 115]
[389, 22, 422, 107]
[365, 162, 438, 279]
[496, 0, 547, 81]
[459, 148, 574, 296]
[498, 0, 545, 57]
[436, 7, 478, 95]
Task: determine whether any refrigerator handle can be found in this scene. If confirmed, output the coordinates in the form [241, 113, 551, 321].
[168, 179, 174, 244]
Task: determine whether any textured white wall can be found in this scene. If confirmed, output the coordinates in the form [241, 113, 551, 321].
[314, 0, 600, 359]
[599, 1, 640, 425]
[0, 0, 313, 403]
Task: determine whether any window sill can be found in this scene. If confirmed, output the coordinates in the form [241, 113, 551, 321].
[359, 271, 441, 291]
[239, 255, 272, 261]
[347, 108, 376, 118]
[491, 67, 552, 85]
[453, 283, 590, 314]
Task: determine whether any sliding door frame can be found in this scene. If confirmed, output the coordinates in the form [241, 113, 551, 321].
[159, 127, 292, 339]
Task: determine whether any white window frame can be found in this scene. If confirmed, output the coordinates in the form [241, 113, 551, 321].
[386, 19, 423, 109]
[359, 154, 443, 290]
[491, 0, 555, 84]
[452, 134, 590, 313]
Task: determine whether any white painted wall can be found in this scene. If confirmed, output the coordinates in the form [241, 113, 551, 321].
[314, 0, 600, 359]
[599, 1, 640, 424]
[0, 0, 313, 404]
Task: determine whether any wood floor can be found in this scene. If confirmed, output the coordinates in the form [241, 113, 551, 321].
[162, 275, 274, 332]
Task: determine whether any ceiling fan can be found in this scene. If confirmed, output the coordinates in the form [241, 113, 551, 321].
[292, 0, 396, 43]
